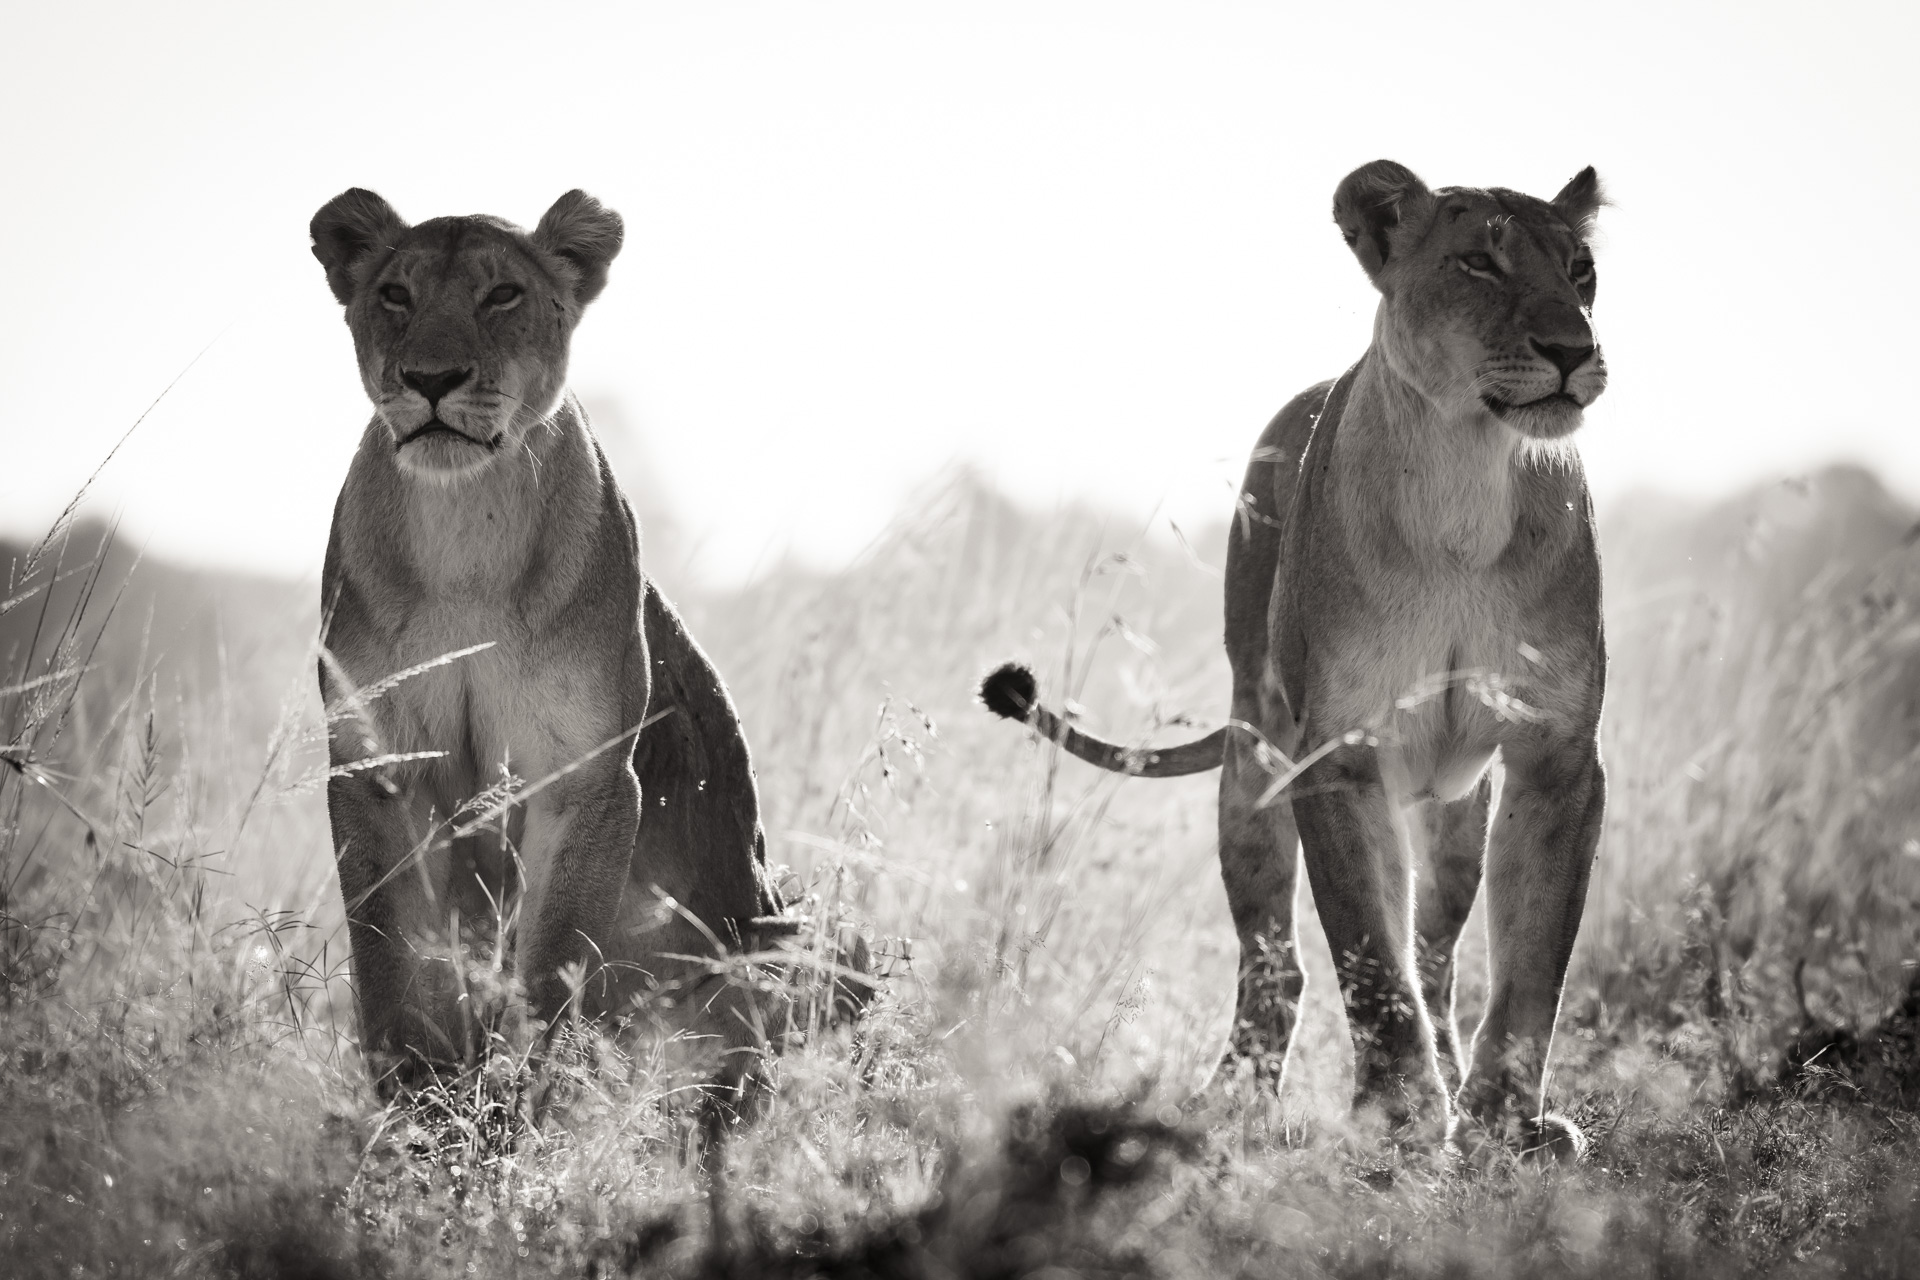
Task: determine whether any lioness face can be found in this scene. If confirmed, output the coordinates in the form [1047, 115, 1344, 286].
[1334, 162, 1606, 441]
[311, 189, 623, 480]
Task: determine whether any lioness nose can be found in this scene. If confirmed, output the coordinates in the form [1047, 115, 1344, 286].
[1530, 340, 1594, 380]
[401, 367, 472, 407]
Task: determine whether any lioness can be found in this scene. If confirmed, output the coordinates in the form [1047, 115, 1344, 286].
[982, 160, 1608, 1157]
[310, 188, 810, 1095]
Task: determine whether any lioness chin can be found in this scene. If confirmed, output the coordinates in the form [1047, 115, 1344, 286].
[982, 160, 1609, 1161]
[311, 188, 860, 1101]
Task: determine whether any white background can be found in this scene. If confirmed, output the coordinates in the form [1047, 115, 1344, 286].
[3, 0, 1914, 584]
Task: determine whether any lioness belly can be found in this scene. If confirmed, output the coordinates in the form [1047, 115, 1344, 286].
[352, 627, 630, 971]
[371, 609, 619, 774]
[354, 611, 630, 924]
[1308, 579, 1542, 802]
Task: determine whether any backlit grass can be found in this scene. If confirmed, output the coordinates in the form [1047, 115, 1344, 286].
[5, 464, 1920, 1277]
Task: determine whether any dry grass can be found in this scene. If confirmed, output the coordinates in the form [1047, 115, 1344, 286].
[5, 462, 1920, 1278]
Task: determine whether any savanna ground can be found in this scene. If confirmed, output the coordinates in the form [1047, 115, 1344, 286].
[6, 437, 1920, 1278]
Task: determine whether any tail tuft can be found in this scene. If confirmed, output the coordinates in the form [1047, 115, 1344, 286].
[978, 662, 1038, 721]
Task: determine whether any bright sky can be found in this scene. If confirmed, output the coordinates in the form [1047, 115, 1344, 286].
[3, 1, 1915, 586]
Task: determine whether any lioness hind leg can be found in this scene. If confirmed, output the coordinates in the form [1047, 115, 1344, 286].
[630, 581, 782, 925]
[1458, 743, 1604, 1159]
[1292, 746, 1449, 1135]
[596, 581, 806, 1104]
[1413, 774, 1492, 1095]
[1215, 728, 1305, 1091]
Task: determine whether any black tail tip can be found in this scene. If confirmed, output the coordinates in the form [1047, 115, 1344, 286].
[978, 662, 1038, 721]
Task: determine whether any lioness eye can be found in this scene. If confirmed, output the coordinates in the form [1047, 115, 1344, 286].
[487, 283, 522, 307]
[1461, 252, 1497, 275]
[379, 284, 411, 309]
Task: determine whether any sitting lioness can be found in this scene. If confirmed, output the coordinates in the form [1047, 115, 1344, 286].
[310, 188, 830, 1096]
[982, 160, 1608, 1158]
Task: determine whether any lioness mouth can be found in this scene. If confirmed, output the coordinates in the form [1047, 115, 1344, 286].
[397, 420, 500, 450]
[1482, 392, 1579, 418]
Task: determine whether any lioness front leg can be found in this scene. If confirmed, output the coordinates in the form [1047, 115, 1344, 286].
[1457, 740, 1603, 1159]
[328, 770, 465, 1093]
[1413, 775, 1492, 1094]
[1216, 725, 1305, 1090]
[514, 758, 642, 1032]
[1292, 745, 1449, 1135]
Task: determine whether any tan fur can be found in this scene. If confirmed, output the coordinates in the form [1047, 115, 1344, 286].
[310, 189, 826, 1097]
[984, 161, 1609, 1158]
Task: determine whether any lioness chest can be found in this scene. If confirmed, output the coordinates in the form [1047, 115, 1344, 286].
[1284, 452, 1599, 803]
[1309, 572, 1587, 801]
[329, 444, 638, 808]
[365, 603, 627, 801]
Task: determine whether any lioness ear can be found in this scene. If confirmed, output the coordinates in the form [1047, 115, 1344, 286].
[310, 189, 407, 307]
[1331, 159, 1434, 285]
[1552, 166, 1606, 240]
[533, 190, 625, 307]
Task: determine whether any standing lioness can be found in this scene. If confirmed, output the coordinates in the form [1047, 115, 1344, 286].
[983, 161, 1609, 1158]
[312, 189, 793, 1094]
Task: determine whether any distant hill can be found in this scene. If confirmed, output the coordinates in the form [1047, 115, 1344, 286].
[1601, 464, 1918, 628]
[0, 518, 317, 755]
[8, 465, 1915, 809]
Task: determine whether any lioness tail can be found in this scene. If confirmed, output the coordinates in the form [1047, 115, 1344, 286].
[977, 662, 1227, 778]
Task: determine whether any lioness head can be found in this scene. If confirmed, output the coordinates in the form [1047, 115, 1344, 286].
[1333, 160, 1606, 440]
[311, 189, 624, 478]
